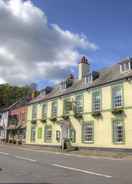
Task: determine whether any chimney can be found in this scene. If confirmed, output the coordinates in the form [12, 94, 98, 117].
[78, 56, 90, 80]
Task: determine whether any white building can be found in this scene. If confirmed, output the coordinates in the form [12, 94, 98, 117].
[0, 110, 9, 142]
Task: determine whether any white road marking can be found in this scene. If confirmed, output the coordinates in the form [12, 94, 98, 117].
[52, 164, 112, 178]
[0, 151, 9, 156]
[0, 150, 37, 162]
[18, 147, 123, 161]
[0, 145, 125, 161]
[14, 155, 37, 162]
[19, 147, 62, 155]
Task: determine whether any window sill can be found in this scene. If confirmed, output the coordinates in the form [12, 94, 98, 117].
[45, 140, 52, 143]
[82, 141, 94, 144]
[113, 142, 125, 145]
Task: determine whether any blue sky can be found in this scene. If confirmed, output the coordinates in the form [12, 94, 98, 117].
[0, 0, 132, 89]
[33, 0, 132, 69]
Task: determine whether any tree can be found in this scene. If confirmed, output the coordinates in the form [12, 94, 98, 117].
[0, 83, 39, 110]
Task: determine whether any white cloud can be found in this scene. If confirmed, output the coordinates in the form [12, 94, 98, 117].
[0, 0, 98, 86]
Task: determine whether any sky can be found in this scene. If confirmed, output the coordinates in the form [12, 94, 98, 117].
[0, 0, 132, 89]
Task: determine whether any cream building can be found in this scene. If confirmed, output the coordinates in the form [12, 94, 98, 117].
[26, 56, 132, 150]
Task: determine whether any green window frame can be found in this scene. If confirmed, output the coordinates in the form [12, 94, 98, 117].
[42, 103, 47, 119]
[32, 104, 37, 120]
[31, 126, 36, 142]
[70, 128, 76, 143]
[92, 89, 101, 112]
[112, 85, 123, 109]
[63, 98, 72, 115]
[37, 127, 42, 139]
[82, 121, 94, 143]
[44, 125, 52, 143]
[10, 115, 18, 125]
[112, 119, 125, 144]
[56, 130, 60, 142]
[51, 101, 58, 117]
[75, 95, 83, 114]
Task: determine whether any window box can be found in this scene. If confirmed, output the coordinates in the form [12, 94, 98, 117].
[74, 111, 83, 118]
[112, 107, 124, 114]
[92, 111, 101, 117]
[41, 118, 47, 123]
[50, 115, 57, 121]
[31, 120, 37, 124]
[62, 114, 69, 120]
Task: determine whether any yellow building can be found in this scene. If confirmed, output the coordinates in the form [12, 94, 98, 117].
[26, 56, 132, 150]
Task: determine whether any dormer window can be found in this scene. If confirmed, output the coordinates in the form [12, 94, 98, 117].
[60, 74, 74, 90]
[120, 63, 129, 72]
[60, 81, 67, 90]
[120, 58, 132, 73]
[84, 73, 93, 86]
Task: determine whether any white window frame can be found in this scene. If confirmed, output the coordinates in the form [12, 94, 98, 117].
[92, 89, 101, 112]
[112, 119, 124, 144]
[32, 104, 37, 120]
[42, 103, 47, 119]
[75, 95, 83, 114]
[82, 122, 94, 143]
[51, 101, 58, 117]
[45, 126, 52, 142]
[112, 85, 123, 109]
[31, 126, 36, 142]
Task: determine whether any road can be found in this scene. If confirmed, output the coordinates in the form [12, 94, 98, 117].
[0, 144, 132, 183]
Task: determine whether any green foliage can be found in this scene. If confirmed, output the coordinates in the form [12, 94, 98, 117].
[0, 83, 39, 109]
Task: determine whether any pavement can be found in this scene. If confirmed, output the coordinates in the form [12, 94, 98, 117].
[0, 144, 132, 183]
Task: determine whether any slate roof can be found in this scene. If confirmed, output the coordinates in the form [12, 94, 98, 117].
[30, 57, 132, 105]
[1, 98, 29, 112]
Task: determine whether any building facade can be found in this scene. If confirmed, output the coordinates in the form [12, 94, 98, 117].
[7, 99, 28, 144]
[26, 56, 132, 150]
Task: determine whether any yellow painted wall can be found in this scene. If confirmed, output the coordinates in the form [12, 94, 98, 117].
[26, 80, 132, 149]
